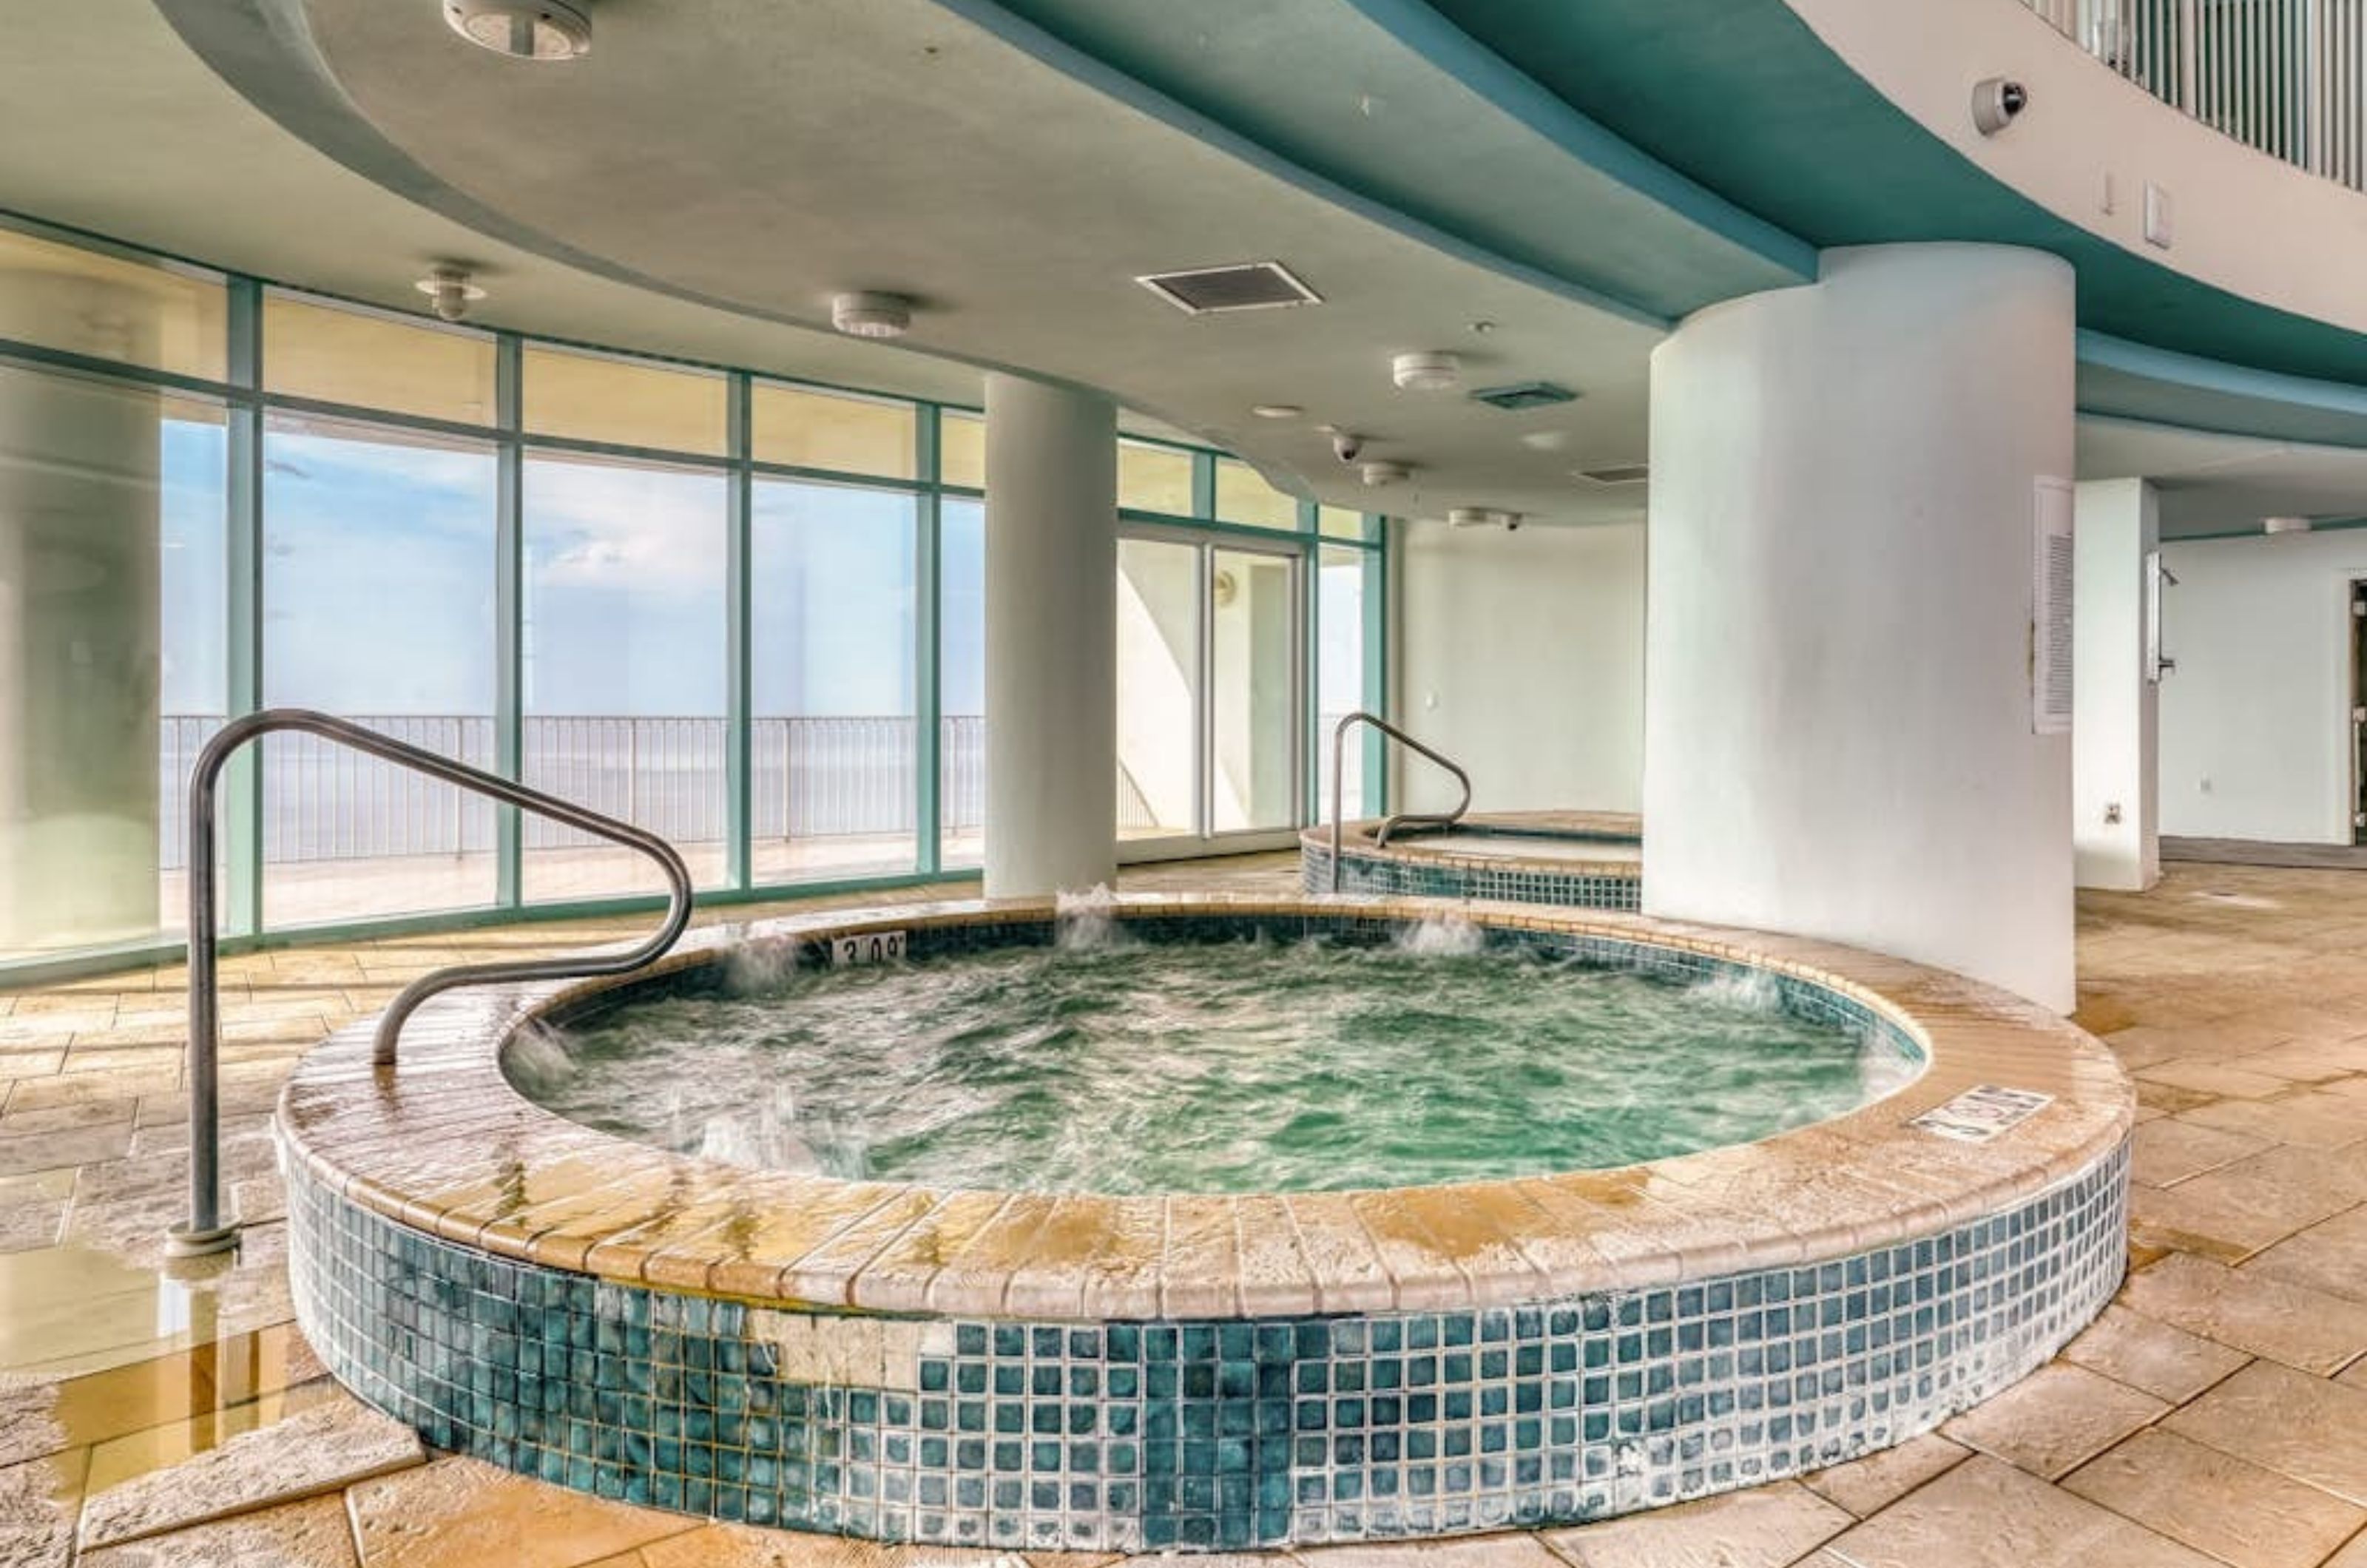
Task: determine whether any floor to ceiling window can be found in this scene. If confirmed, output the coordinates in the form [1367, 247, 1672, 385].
[0, 212, 1386, 978]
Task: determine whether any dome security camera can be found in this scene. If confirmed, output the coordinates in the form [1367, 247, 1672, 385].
[1972, 78, 2028, 135]
[1331, 432, 1365, 464]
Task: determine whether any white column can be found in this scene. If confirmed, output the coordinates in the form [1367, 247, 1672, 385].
[2074, 479, 2161, 891]
[1645, 244, 2078, 1012]
[0, 274, 163, 951]
[983, 374, 1116, 897]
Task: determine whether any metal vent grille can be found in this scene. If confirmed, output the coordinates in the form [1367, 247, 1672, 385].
[1576, 464, 1650, 486]
[1136, 262, 1322, 314]
[1471, 381, 1578, 411]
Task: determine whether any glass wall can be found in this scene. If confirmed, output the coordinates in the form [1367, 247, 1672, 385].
[522, 453, 730, 899]
[262, 414, 499, 924]
[0, 213, 1385, 976]
[939, 497, 986, 869]
[750, 479, 917, 882]
[1316, 544, 1372, 814]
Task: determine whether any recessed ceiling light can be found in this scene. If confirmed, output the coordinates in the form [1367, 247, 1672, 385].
[1392, 351, 1462, 393]
[443, 0, 591, 60]
[414, 265, 487, 322]
[1519, 430, 1570, 451]
[1252, 404, 1303, 420]
[831, 292, 914, 339]
[2263, 515, 2312, 533]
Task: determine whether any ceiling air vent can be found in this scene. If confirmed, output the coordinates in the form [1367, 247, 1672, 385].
[1471, 381, 1578, 411]
[1576, 464, 1650, 487]
[1135, 262, 1323, 315]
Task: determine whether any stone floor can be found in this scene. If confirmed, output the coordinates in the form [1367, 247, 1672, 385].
[3, 856, 2367, 1566]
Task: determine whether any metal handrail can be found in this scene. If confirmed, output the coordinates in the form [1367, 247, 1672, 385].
[168, 707, 694, 1259]
[1328, 711, 1473, 892]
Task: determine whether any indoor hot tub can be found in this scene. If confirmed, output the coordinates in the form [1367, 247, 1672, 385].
[1305, 811, 1644, 910]
[278, 894, 2130, 1554]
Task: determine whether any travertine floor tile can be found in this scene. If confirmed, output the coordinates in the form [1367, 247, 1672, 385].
[1296, 1535, 1568, 1564]
[348, 1456, 695, 1568]
[2058, 1304, 2250, 1402]
[77, 1492, 359, 1568]
[1814, 1453, 2218, 1567]
[78, 1389, 422, 1549]
[2119, 1252, 2367, 1373]
[2061, 1427, 2364, 1568]
[2164, 1360, 2367, 1504]
[2136, 1061, 2293, 1100]
[1547, 1481, 1851, 1566]
[2243, 1203, 2367, 1304]
[0, 1447, 86, 1568]
[2323, 1528, 2367, 1567]
[2180, 1092, 2367, 1149]
[2131, 1144, 2367, 1258]
[1801, 1433, 1971, 1519]
[1937, 1365, 2167, 1480]
[2133, 1119, 2272, 1186]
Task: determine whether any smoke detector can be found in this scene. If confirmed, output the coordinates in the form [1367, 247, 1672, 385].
[1392, 351, 1462, 393]
[1360, 460, 1411, 487]
[831, 292, 914, 339]
[414, 266, 487, 322]
[443, 0, 591, 60]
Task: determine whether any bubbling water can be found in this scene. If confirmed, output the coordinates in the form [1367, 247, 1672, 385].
[527, 930, 1920, 1195]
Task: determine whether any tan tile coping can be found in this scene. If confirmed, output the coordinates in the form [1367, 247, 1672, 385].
[1305, 811, 1644, 879]
[275, 894, 2132, 1322]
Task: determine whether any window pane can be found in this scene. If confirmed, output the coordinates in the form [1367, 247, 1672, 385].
[1317, 545, 1371, 817]
[0, 365, 223, 959]
[751, 481, 917, 883]
[261, 415, 498, 925]
[1118, 441, 1194, 517]
[1210, 550, 1297, 831]
[523, 454, 729, 899]
[265, 294, 497, 427]
[752, 383, 915, 479]
[1318, 506, 1371, 541]
[1215, 459, 1301, 532]
[523, 346, 726, 456]
[941, 498, 985, 869]
[0, 226, 226, 381]
[1117, 538, 1199, 839]
[939, 411, 985, 490]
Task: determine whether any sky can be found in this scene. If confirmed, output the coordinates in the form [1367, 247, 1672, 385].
[158, 419, 990, 720]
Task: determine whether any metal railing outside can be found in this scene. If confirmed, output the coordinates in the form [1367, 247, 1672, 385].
[1327, 711, 1473, 892]
[2022, 0, 2367, 191]
[171, 709, 693, 1259]
[158, 714, 989, 871]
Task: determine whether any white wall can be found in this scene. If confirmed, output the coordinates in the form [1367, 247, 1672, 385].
[1787, 0, 2367, 342]
[2158, 530, 2366, 844]
[1394, 518, 1646, 816]
[1647, 244, 2077, 1013]
[2073, 479, 2161, 890]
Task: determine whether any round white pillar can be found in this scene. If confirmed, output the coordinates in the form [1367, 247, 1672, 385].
[983, 374, 1116, 897]
[1644, 244, 2077, 1011]
[0, 272, 163, 952]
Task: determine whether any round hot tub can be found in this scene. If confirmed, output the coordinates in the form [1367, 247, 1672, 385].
[278, 895, 2130, 1555]
[1305, 811, 1644, 910]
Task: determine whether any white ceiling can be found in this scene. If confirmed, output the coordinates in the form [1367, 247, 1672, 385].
[2078, 416, 2367, 537]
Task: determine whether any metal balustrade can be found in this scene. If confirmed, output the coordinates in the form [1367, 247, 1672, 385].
[2022, 0, 2367, 191]
[158, 714, 988, 871]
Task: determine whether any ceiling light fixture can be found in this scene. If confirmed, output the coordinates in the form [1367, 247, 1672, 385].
[1448, 507, 1522, 530]
[414, 265, 487, 322]
[831, 292, 914, 339]
[1252, 404, 1303, 420]
[2263, 515, 2313, 534]
[442, 0, 592, 60]
[1360, 461, 1411, 487]
[1392, 351, 1462, 393]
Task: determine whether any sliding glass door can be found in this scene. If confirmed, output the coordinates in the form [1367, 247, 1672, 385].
[1115, 531, 1302, 848]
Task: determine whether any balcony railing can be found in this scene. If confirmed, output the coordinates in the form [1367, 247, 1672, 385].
[157, 714, 986, 871]
[2024, 0, 2367, 190]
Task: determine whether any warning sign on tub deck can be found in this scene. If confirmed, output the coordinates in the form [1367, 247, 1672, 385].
[1910, 1084, 2056, 1143]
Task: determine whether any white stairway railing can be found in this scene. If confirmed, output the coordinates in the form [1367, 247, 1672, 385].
[2023, 0, 2367, 192]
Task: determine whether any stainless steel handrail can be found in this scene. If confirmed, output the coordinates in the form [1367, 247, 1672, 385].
[1328, 711, 1473, 892]
[168, 707, 694, 1259]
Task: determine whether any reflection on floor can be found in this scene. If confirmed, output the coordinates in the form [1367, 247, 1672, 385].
[4, 857, 2367, 1565]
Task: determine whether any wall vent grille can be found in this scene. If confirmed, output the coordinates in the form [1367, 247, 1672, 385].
[1472, 381, 1578, 410]
[1576, 464, 1651, 486]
